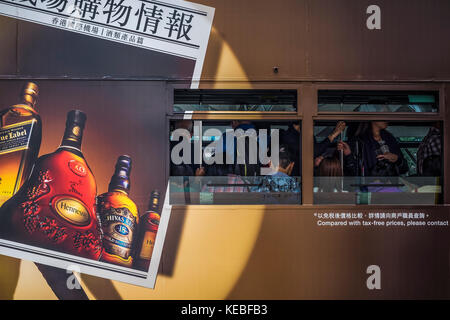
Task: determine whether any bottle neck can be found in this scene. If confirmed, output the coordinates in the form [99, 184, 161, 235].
[148, 196, 160, 213]
[60, 122, 83, 152]
[108, 169, 130, 194]
[22, 94, 36, 109]
[109, 188, 129, 195]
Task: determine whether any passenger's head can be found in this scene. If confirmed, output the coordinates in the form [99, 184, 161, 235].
[291, 123, 300, 133]
[318, 156, 342, 177]
[278, 146, 294, 175]
[174, 120, 193, 136]
[433, 121, 442, 131]
[372, 121, 388, 131]
[317, 155, 343, 192]
[231, 120, 251, 129]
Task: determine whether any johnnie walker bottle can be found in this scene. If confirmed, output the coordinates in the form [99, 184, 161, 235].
[97, 155, 139, 267]
[134, 190, 160, 271]
[0, 82, 42, 206]
[0, 110, 102, 260]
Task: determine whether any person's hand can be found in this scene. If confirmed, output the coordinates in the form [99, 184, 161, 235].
[195, 167, 206, 176]
[328, 121, 346, 141]
[314, 156, 324, 167]
[287, 162, 295, 176]
[377, 152, 398, 163]
[337, 141, 351, 156]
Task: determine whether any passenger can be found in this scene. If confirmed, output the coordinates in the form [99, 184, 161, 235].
[313, 120, 356, 177]
[280, 122, 301, 176]
[315, 153, 343, 193]
[202, 120, 262, 193]
[271, 146, 295, 178]
[217, 120, 261, 176]
[170, 120, 204, 176]
[258, 146, 300, 193]
[314, 121, 346, 158]
[417, 123, 442, 176]
[201, 163, 249, 193]
[347, 121, 408, 177]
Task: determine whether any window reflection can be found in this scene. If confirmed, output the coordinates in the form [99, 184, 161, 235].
[318, 90, 438, 113]
[169, 120, 302, 205]
[313, 121, 443, 205]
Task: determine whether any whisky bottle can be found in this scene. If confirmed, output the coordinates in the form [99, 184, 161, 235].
[97, 155, 139, 267]
[0, 110, 102, 260]
[134, 190, 161, 271]
[0, 82, 42, 206]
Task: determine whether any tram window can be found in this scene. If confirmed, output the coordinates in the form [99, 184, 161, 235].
[174, 89, 297, 112]
[313, 121, 443, 205]
[318, 90, 438, 113]
[169, 120, 301, 205]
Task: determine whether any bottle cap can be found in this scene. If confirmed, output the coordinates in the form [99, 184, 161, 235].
[149, 190, 160, 211]
[152, 190, 160, 197]
[22, 82, 39, 106]
[115, 155, 132, 177]
[22, 82, 39, 98]
[66, 110, 87, 129]
[109, 155, 132, 193]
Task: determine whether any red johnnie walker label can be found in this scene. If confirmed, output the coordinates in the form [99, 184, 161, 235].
[0, 110, 102, 260]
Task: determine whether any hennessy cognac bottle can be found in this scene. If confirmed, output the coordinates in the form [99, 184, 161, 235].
[134, 190, 160, 271]
[0, 82, 42, 206]
[97, 155, 139, 267]
[0, 110, 102, 260]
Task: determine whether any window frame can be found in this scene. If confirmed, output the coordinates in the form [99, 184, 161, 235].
[311, 82, 445, 206]
[166, 82, 303, 206]
[166, 81, 448, 208]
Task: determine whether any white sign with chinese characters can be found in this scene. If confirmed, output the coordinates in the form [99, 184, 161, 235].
[0, 0, 214, 87]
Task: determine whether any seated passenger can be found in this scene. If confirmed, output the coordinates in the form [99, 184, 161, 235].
[201, 167, 250, 193]
[215, 120, 261, 176]
[314, 153, 344, 193]
[257, 146, 300, 193]
[170, 120, 203, 176]
[314, 139, 356, 177]
[170, 120, 204, 195]
[280, 122, 301, 176]
[271, 146, 295, 178]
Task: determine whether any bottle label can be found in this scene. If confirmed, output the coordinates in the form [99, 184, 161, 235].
[68, 160, 87, 177]
[0, 120, 35, 156]
[139, 230, 157, 260]
[0, 120, 35, 205]
[100, 207, 137, 260]
[52, 196, 91, 226]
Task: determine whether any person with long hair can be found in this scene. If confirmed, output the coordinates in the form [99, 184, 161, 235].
[315, 154, 343, 193]
[347, 121, 408, 177]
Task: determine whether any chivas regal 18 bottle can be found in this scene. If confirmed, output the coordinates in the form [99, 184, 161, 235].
[0, 110, 102, 260]
[97, 155, 139, 267]
[0, 82, 42, 206]
[134, 190, 160, 271]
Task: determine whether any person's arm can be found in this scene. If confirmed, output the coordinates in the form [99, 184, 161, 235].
[337, 141, 357, 176]
[315, 121, 346, 157]
[379, 132, 409, 174]
[314, 138, 333, 158]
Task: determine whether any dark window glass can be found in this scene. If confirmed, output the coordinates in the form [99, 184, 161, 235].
[313, 121, 443, 205]
[174, 89, 297, 112]
[318, 90, 438, 113]
[169, 120, 301, 205]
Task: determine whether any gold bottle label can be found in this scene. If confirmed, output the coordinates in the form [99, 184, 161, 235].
[52, 196, 91, 226]
[0, 120, 35, 205]
[139, 230, 157, 260]
[100, 207, 137, 260]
